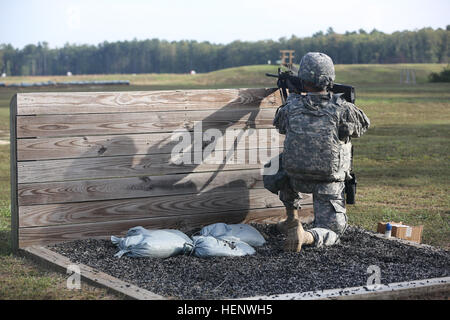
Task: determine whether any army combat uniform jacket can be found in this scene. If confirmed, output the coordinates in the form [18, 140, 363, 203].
[274, 92, 370, 182]
[271, 92, 370, 246]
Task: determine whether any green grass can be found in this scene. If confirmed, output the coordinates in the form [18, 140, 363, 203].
[0, 63, 449, 299]
[0, 244, 121, 300]
[347, 79, 450, 247]
[2, 63, 447, 88]
[334, 63, 447, 84]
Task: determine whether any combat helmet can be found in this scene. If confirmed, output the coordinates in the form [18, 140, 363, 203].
[298, 52, 335, 89]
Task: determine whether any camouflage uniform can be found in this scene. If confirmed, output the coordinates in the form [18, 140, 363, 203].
[273, 91, 370, 247]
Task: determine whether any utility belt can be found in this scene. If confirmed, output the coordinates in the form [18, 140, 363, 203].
[263, 153, 357, 205]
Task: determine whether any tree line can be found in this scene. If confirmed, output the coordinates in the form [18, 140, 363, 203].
[1, 27, 448, 76]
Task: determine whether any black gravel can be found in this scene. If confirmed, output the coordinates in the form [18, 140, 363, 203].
[49, 224, 450, 299]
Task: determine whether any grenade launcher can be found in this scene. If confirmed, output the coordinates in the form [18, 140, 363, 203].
[266, 64, 355, 104]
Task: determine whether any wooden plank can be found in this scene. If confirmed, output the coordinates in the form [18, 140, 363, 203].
[18, 208, 286, 247]
[10, 94, 19, 252]
[17, 149, 284, 183]
[19, 190, 311, 228]
[17, 169, 271, 206]
[16, 88, 282, 115]
[17, 132, 188, 161]
[18, 189, 307, 227]
[20, 246, 165, 300]
[17, 129, 284, 161]
[16, 108, 278, 138]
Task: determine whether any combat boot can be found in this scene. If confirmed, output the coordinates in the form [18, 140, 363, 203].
[276, 207, 298, 235]
[284, 219, 314, 252]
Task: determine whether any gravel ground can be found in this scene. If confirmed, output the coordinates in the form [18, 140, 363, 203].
[49, 224, 450, 300]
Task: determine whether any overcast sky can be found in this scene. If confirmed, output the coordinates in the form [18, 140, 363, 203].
[1, 0, 449, 48]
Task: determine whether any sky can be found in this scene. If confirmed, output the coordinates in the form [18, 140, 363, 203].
[1, 0, 449, 49]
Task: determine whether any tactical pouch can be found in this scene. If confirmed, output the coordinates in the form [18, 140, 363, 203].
[345, 173, 357, 204]
[283, 107, 342, 181]
[263, 154, 288, 194]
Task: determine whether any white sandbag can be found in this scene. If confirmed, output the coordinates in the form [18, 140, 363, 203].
[199, 223, 266, 247]
[192, 235, 256, 258]
[125, 226, 150, 237]
[126, 226, 192, 243]
[111, 227, 193, 258]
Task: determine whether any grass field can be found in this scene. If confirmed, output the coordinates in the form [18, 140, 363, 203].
[1, 63, 446, 88]
[0, 64, 449, 299]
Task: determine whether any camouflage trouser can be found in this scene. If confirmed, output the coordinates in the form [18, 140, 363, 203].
[279, 178, 348, 247]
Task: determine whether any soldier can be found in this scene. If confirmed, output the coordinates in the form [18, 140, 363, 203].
[269, 52, 370, 252]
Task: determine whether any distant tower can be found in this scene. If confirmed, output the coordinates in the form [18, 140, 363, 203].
[400, 69, 416, 85]
[280, 50, 295, 67]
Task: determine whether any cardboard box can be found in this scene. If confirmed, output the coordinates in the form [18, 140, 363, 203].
[377, 221, 423, 243]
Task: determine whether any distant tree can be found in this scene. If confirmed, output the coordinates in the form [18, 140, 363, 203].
[0, 45, 4, 73]
[312, 31, 324, 38]
[326, 27, 336, 35]
[1, 27, 449, 75]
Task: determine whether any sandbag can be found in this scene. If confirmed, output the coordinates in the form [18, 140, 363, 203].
[126, 226, 192, 243]
[191, 235, 256, 258]
[199, 223, 266, 247]
[111, 227, 193, 258]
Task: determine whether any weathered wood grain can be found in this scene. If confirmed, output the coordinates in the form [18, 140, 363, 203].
[18, 208, 286, 247]
[18, 189, 309, 228]
[243, 205, 314, 225]
[17, 129, 283, 161]
[16, 88, 282, 115]
[18, 169, 268, 206]
[12, 88, 289, 249]
[17, 108, 277, 138]
[10, 94, 19, 251]
[17, 148, 283, 183]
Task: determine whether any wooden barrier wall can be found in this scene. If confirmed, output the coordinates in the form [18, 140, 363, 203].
[10, 88, 312, 249]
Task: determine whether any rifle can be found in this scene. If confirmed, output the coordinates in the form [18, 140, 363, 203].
[266, 65, 356, 104]
[267, 64, 358, 204]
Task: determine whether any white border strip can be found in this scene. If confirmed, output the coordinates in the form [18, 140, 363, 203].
[241, 277, 450, 300]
